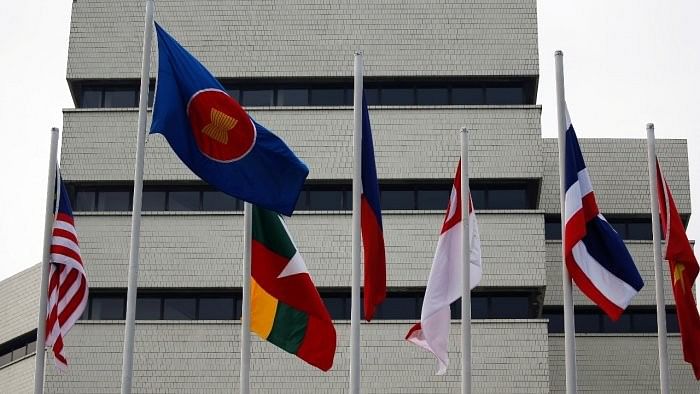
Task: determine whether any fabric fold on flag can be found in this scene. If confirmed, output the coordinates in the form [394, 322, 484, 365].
[563, 108, 643, 320]
[360, 95, 386, 321]
[656, 159, 700, 380]
[45, 170, 88, 371]
[250, 205, 337, 371]
[405, 160, 481, 374]
[150, 22, 308, 216]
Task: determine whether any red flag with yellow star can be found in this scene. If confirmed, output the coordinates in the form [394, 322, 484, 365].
[656, 159, 700, 380]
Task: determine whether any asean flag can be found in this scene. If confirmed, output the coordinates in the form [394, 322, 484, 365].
[150, 23, 308, 216]
[360, 96, 386, 322]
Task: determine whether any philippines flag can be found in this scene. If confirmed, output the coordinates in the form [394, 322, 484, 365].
[405, 161, 481, 374]
[150, 23, 308, 216]
[45, 170, 88, 370]
[563, 109, 643, 320]
[360, 96, 386, 322]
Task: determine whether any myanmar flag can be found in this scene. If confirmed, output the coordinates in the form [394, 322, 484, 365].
[251, 206, 337, 371]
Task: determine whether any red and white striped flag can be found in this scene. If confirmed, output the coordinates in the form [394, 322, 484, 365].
[406, 160, 481, 374]
[45, 172, 88, 370]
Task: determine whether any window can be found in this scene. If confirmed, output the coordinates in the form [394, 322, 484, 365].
[277, 89, 309, 106]
[546, 216, 654, 240]
[97, 191, 130, 211]
[0, 331, 38, 368]
[417, 189, 450, 210]
[308, 190, 344, 211]
[142, 190, 167, 211]
[381, 190, 415, 210]
[199, 297, 236, 320]
[241, 89, 274, 106]
[163, 297, 197, 319]
[104, 87, 137, 108]
[75, 79, 536, 108]
[543, 307, 680, 333]
[544, 217, 562, 240]
[91, 296, 125, 320]
[310, 88, 345, 106]
[202, 191, 239, 211]
[168, 191, 200, 211]
[136, 297, 162, 320]
[75, 190, 97, 211]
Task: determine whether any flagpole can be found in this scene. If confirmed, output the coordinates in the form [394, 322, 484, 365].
[645, 123, 671, 394]
[240, 202, 253, 394]
[350, 51, 363, 394]
[120, 1, 154, 392]
[33, 127, 60, 394]
[460, 127, 471, 394]
[555, 50, 577, 394]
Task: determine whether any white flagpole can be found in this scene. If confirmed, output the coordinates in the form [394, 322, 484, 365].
[120, 1, 154, 392]
[33, 127, 59, 394]
[460, 127, 471, 394]
[555, 50, 577, 394]
[645, 123, 671, 394]
[240, 202, 253, 394]
[350, 51, 363, 394]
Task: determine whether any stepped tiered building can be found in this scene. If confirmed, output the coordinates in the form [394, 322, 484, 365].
[0, 0, 697, 392]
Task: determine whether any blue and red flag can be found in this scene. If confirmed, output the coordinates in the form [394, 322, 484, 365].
[360, 96, 386, 321]
[150, 23, 308, 216]
[563, 109, 643, 320]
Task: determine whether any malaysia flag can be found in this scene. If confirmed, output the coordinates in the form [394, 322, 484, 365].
[563, 109, 643, 320]
[360, 96, 386, 322]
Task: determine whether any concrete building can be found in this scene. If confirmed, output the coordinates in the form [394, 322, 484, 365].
[1, 0, 697, 392]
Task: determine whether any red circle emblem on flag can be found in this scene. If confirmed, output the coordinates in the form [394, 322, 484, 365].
[186, 89, 256, 162]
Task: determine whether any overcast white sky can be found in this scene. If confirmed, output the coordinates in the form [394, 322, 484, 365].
[0, 0, 698, 281]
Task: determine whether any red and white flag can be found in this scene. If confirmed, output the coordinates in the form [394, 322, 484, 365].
[45, 172, 88, 370]
[406, 160, 481, 374]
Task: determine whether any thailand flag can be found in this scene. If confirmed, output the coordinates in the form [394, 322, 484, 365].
[563, 109, 643, 320]
[360, 95, 386, 322]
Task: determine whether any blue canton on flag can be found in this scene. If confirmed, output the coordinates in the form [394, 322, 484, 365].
[563, 107, 643, 320]
[150, 23, 309, 216]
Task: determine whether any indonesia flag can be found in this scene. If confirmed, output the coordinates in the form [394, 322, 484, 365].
[405, 160, 481, 374]
[563, 109, 643, 320]
[360, 96, 386, 322]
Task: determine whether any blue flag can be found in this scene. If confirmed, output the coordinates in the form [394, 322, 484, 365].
[150, 23, 308, 216]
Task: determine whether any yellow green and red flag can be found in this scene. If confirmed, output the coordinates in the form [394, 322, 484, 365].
[250, 206, 336, 371]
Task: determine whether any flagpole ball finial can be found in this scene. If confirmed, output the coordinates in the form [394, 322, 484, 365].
[460, 127, 468, 134]
[647, 123, 655, 130]
[555, 50, 563, 56]
[51, 127, 59, 133]
[355, 50, 364, 56]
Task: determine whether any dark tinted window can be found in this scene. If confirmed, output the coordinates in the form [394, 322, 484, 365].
[82, 89, 103, 108]
[417, 190, 449, 210]
[0, 352, 12, 365]
[381, 190, 415, 210]
[104, 88, 137, 108]
[364, 89, 379, 105]
[544, 312, 564, 333]
[490, 296, 530, 319]
[26, 341, 36, 354]
[97, 191, 130, 211]
[75, 190, 96, 211]
[310, 89, 345, 106]
[666, 311, 680, 332]
[11, 347, 26, 361]
[294, 191, 309, 211]
[168, 191, 200, 211]
[488, 189, 527, 209]
[241, 89, 273, 106]
[309, 190, 344, 211]
[545, 219, 562, 240]
[381, 88, 414, 105]
[278, 89, 309, 106]
[225, 89, 240, 101]
[373, 297, 419, 319]
[485, 87, 523, 104]
[626, 222, 653, 240]
[416, 88, 448, 105]
[202, 191, 238, 211]
[323, 296, 349, 320]
[142, 191, 166, 211]
[631, 311, 657, 333]
[91, 297, 125, 319]
[136, 297, 162, 320]
[574, 313, 600, 333]
[451, 88, 483, 105]
[471, 296, 488, 319]
[602, 313, 631, 333]
[199, 297, 235, 320]
[470, 189, 486, 210]
[163, 298, 196, 320]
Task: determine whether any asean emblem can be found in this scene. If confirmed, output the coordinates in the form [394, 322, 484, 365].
[186, 89, 256, 162]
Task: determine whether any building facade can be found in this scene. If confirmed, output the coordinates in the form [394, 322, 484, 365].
[0, 0, 697, 392]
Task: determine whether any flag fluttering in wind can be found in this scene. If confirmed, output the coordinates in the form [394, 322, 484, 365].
[406, 160, 481, 374]
[45, 171, 88, 370]
[250, 205, 336, 371]
[655, 159, 700, 380]
[150, 23, 308, 216]
[563, 110, 643, 320]
[360, 96, 386, 321]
